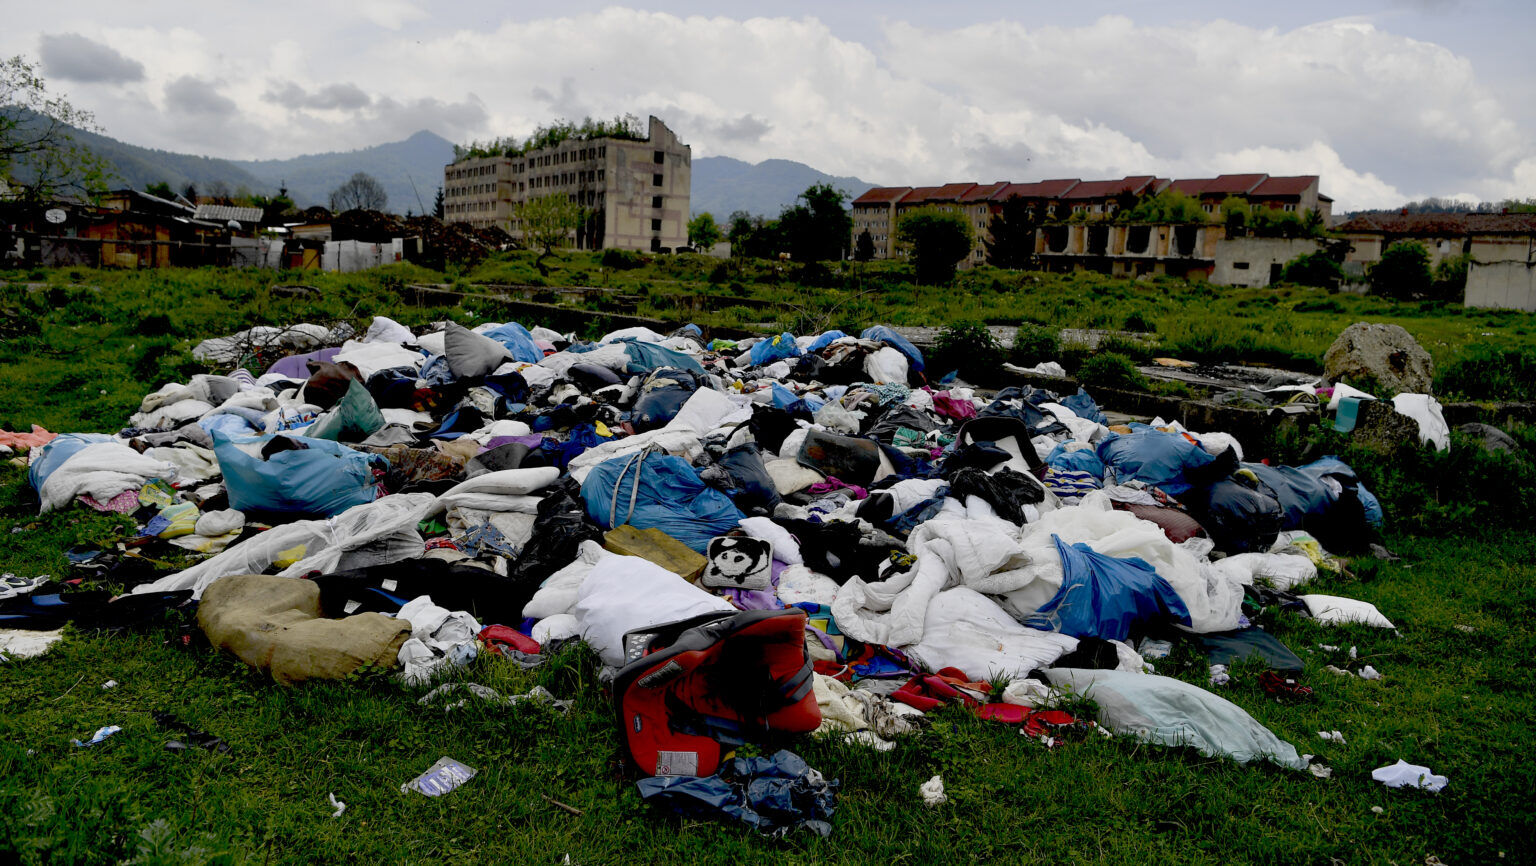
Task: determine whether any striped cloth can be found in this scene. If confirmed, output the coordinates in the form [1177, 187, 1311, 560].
[1042, 467, 1102, 501]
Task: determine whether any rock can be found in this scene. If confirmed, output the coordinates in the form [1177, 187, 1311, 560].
[1457, 422, 1520, 455]
[1323, 323, 1434, 395]
[1350, 399, 1423, 453]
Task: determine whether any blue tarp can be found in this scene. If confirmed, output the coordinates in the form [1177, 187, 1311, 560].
[1298, 456, 1384, 527]
[749, 332, 802, 365]
[615, 339, 707, 376]
[213, 432, 384, 517]
[1095, 428, 1218, 496]
[581, 452, 744, 552]
[859, 326, 924, 372]
[1026, 536, 1191, 641]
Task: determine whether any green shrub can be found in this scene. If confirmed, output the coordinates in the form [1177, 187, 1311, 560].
[1369, 241, 1432, 299]
[1438, 345, 1536, 402]
[931, 322, 1005, 382]
[599, 248, 643, 270]
[129, 311, 176, 336]
[1122, 310, 1155, 332]
[1432, 253, 1472, 302]
[1281, 251, 1344, 288]
[1010, 322, 1061, 365]
[1076, 352, 1147, 391]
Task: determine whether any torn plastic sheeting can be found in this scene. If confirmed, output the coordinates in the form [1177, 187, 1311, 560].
[615, 339, 706, 376]
[637, 749, 838, 838]
[806, 330, 848, 353]
[749, 332, 802, 365]
[1043, 667, 1309, 770]
[1025, 537, 1191, 642]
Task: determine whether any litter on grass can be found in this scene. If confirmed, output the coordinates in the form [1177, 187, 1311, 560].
[3, 314, 1438, 835]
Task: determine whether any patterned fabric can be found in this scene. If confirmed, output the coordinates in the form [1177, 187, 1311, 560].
[1042, 467, 1102, 501]
[79, 489, 140, 513]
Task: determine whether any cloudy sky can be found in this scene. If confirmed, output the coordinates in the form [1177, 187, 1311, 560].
[4, 1, 1532, 210]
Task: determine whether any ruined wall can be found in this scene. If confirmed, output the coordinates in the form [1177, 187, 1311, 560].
[1465, 260, 1536, 312]
[1212, 237, 1322, 288]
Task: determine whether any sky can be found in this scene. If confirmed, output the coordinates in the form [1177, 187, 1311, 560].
[4, 1, 1533, 211]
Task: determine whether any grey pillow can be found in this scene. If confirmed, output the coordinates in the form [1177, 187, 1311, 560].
[443, 321, 512, 379]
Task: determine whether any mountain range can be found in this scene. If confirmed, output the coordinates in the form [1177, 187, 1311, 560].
[66, 126, 878, 218]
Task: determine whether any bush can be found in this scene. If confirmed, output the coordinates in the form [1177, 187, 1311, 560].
[931, 322, 1005, 382]
[1076, 352, 1147, 392]
[599, 248, 643, 270]
[1432, 253, 1472, 302]
[1122, 311, 1155, 332]
[1281, 251, 1344, 288]
[1010, 323, 1061, 366]
[1438, 345, 1536, 402]
[1369, 241, 1432, 299]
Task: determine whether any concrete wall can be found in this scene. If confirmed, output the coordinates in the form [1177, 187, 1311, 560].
[1212, 237, 1322, 288]
[1466, 260, 1536, 312]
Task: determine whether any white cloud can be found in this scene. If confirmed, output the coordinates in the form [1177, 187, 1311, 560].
[1, 5, 1532, 210]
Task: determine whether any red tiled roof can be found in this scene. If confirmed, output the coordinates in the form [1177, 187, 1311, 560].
[900, 182, 979, 204]
[991, 179, 1080, 200]
[1166, 178, 1213, 195]
[959, 182, 1009, 202]
[1205, 173, 1267, 195]
[1251, 175, 1318, 197]
[851, 186, 912, 205]
[1061, 176, 1157, 200]
[1337, 212, 1536, 235]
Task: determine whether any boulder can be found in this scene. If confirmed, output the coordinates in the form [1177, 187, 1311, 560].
[1350, 399, 1424, 453]
[1458, 422, 1520, 456]
[1323, 322, 1434, 395]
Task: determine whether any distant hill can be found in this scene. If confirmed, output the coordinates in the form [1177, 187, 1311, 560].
[231, 131, 457, 212]
[692, 157, 877, 218]
[41, 122, 271, 200]
[53, 122, 873, 218]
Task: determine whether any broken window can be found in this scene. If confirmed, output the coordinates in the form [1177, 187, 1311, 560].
[1087, 225, 1109, 256]
[1233, 261, 1250, 270]
[652, 195, 663, 209]
[1174, 225, 1198, 256]
[651, 218, 662, 231]
[653, 173, 663, 186]
[654, 150, 665, 164]
[1126, 225, 1150, 254]
[1046, 225, 1069, 253]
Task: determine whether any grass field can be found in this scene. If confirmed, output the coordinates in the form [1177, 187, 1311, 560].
[2, 258, 1535, 863]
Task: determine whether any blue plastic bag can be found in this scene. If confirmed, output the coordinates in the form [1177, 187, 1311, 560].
[1026, 536, 1191, 641]
[1061, 388, 1108, 425]
[581, 452, 744, 552]
[805, 330, 847, 353]
[859, 326, 924, 372]
[749, 332, 802, 365]
[213, 432, 384, 517]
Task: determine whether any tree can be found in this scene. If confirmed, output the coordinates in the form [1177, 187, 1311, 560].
[984, 195, 1038, 269]
[1369, 240, 1432, 299]
[514, 192, 585, 272]
[432, 186, 444, 219]
[1119, 190, 1209, 224]
[1, 55, 113, 203]
[251, 191, 296, 225]
[144, 181, 175, 201]
[897, 207, 974, 284]
[687, 212, 721, 250]
[854, 228, 875, 262]
[778, 182, 852, 263]
[328, 171, 388, 212]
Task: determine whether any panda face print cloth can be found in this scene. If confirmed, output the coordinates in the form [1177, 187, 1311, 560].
[701, 535, 774, 591]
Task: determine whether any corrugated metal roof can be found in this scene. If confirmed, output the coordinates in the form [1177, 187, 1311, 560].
[194, 204, 264, 223]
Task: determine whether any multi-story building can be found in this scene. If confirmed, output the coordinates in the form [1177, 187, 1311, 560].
[442, 115, 690, 252]
[850, 173, 1330, 274]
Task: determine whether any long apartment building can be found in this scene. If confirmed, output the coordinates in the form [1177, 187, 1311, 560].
[852, 173, 1332, 269]
[442, 115, 690, 252]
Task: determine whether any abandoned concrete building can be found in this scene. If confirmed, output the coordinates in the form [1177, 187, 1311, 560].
[1336, 211, 1536, 311]
[441, 115, 690, 253]
[851, 173, 1331, 281]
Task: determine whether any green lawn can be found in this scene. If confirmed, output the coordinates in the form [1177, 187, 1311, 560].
[2, 259, 1535, 863]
